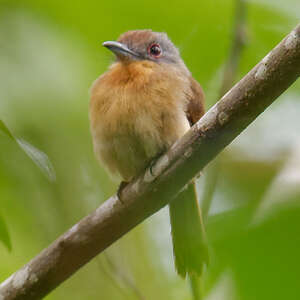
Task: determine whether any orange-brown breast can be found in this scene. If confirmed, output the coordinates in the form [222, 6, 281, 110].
[90, 60, 193, 181]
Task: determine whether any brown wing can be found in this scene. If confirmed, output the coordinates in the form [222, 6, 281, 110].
[185, 76, 205, 126]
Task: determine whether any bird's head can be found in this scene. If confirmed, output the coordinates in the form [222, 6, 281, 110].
[103, 30, 184, 66]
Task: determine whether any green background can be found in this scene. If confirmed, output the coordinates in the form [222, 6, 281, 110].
[0, 0, 300, 299]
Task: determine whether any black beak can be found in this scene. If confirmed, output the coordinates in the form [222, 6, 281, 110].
[102, 41, 140, 59]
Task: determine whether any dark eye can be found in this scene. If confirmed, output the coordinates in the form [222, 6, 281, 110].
[148, 43, 162, 58]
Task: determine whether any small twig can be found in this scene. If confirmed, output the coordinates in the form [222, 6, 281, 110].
[201, 161, 220, 222]
[201, 0, 247, 221]
[220, 0, 247, 97]
[192, 3, 248, 299]
[95, 256, 130, 300]
[102, 253, 146, 300]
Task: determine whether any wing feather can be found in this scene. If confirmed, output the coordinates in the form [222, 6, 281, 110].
[185, 77, 205, 126]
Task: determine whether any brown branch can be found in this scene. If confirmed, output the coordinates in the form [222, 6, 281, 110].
[1, 24, 300, 300]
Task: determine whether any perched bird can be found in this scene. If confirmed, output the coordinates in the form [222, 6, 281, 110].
[90, 30, 208, 277]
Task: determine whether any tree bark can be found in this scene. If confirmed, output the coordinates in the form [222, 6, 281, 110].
[0, 23, 300, 300]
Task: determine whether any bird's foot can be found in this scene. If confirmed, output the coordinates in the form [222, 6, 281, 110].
[149, 150, 165, 177]
[117, 181, 128, 203]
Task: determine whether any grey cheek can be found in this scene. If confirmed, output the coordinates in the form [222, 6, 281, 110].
[160, 55, 177, 64]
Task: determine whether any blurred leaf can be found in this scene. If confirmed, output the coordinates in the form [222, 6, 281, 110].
[0, 119, 14, 139]
[0, 213, 11, 251]
[225, 207, 300, 300]
[16, 138, 56, 182]
[0, 119, 56, 182]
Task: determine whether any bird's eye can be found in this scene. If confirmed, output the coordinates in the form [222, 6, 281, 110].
[148, 43, 162, 58]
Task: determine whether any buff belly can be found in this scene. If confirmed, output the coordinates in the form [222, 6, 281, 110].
[91, 108, 190, 182]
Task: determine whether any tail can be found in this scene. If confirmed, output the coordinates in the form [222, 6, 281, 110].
[169, 182, 208, 277]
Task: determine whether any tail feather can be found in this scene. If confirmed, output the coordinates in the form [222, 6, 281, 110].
[169, 182, 208, 277]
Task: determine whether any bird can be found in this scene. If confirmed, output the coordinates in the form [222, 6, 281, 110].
[89, 29, 208, 278]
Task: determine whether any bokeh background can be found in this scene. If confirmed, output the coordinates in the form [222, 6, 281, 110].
[0, 0, 300, 299]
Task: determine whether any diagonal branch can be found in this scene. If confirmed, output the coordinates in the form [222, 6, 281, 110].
[1, 23, 300, 300]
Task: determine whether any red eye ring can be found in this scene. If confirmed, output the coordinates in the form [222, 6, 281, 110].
[148, 43, 162, 58]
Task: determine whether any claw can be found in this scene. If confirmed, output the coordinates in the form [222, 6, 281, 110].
[117, 181, 128, 203]
[149, 150, 164, 177]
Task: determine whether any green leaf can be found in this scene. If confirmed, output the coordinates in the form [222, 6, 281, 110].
[0, 119, 14, 139]
[0, 120, 56, 182]
[0, 213, 11, 251]
[16, 138, 56, 182]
